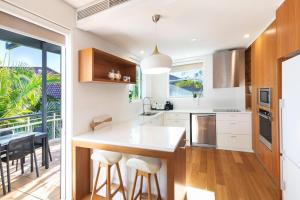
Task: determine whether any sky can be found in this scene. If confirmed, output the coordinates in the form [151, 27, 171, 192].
[0, 40, 61, 73]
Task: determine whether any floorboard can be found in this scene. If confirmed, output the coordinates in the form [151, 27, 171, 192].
[186, 147, 281, 200]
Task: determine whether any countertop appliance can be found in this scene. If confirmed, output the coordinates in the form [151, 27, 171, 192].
[213, 49, 245, 88]
[190, 113, 216, 147]
[164, 101, 173, 110]
[259, 109, 272, 150]
[280, 54, 300, 200]
[259, 88, 272, 107]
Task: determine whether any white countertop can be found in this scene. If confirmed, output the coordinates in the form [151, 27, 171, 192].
[73, 109, 251, 153]
[73, 112, 185, 152]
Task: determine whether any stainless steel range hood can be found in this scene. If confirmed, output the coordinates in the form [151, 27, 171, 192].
[213, 49, 245, 88]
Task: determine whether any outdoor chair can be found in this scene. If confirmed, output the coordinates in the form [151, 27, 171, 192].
[0, 130, 17, 167]
[0, 130, 13, 137]
[1, 135, 39, 192]
[0, 144, 6, 195]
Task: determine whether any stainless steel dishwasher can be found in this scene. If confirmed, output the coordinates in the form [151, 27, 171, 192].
[190, 113, 216, 147]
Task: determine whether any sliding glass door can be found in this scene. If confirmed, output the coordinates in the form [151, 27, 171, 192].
[0, 28, 62, 199]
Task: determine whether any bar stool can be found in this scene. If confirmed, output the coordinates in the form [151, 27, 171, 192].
[91, 150, 126, 200]
[127, 157, 162, 200]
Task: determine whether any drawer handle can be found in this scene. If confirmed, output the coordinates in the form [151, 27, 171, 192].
[230, 136, 237, 138]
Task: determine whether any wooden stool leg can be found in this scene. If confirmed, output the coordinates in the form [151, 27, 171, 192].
[130, 170, 138, 200]
[154, 174, 161, 200]
[147, 174, 152, 200]
[106, 165, 111, 200]
[116, 163, 127, 200]
[91, 163, 101, 200]
[139, 176, 143, 200]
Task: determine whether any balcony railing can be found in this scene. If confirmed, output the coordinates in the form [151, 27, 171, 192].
[0, 112, 62, 140]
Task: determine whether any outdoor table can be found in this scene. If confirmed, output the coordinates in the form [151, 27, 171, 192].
[0, 132, 49, 169]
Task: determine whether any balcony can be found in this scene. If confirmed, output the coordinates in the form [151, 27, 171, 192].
[0, 139, 60, 199]
[0, 113, 61, 199]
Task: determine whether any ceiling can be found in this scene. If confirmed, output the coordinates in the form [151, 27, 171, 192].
[64, 0, 283, 61]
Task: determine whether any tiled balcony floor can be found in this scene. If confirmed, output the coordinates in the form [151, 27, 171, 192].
[0, 140, 61, 200]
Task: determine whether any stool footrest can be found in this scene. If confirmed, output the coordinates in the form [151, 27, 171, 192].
[95, 181, 106, 193]
[138, 193, 159, 200]
[95, 183, 121, 198]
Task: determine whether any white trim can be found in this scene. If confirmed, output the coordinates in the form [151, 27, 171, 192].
[0, 2, 73, 199]
[0, 0, 71, 35]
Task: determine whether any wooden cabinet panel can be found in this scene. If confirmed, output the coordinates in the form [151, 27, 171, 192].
[277, 0, 300, 59]
[251, 21, 281, 186]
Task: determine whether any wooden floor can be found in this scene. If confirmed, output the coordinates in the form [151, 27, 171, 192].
[186, 147, 281, 200]
[0, 140, 60, 200]
[0, 145, 280, 200]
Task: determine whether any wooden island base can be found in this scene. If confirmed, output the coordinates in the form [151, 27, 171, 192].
[72, 134, 186, 200]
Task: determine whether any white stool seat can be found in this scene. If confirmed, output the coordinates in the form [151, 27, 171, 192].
[91, 150, 122, 165]
[127, 157, 162, 174]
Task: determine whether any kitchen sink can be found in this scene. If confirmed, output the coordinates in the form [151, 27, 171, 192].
[140, 112, 157, 116]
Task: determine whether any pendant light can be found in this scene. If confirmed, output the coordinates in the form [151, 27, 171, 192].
[141, 14, 172, 74]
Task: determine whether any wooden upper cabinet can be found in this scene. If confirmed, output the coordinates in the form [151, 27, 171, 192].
[79, 48, 136, 84]
[277, 0, 300, 59]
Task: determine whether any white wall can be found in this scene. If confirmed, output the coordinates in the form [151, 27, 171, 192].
[72, 29, 142, 134]
[148, 54, 246, 110]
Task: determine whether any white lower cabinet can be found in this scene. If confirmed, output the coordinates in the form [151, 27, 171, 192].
[143, 114, 164, 127]
[143, 111, 252, 152]
[164, 113, 190, 143]
[216, 113, 252, 152]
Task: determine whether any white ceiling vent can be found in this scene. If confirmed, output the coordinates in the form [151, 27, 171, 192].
[77, 0, 130, 20]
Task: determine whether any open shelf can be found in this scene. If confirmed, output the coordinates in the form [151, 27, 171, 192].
[79, 48, 136, 84]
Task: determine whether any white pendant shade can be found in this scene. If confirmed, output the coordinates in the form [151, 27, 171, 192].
[141, 52, 172, 74]
[141, 15, 172, 74]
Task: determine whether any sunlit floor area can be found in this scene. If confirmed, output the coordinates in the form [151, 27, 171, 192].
[0, 140, 60, 200]
[186, 147, 281, 200]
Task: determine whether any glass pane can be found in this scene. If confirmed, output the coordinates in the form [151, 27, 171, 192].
[46, 51, 61, 140]
[0, 36, 42, 133]
[0, 28, 61, 199]
[129, 66, 141, 102]
[169, 68, 204, 98]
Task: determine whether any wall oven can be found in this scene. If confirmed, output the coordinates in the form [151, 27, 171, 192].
[259, 88, 272, 107]
[259, 109, 272, 150]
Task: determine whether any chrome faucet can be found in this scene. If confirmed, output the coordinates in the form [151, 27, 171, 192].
[142, 97, 152, 114]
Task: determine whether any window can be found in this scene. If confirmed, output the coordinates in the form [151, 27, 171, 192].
[169, 63, 203, 98]
[129, 66, 142, 102]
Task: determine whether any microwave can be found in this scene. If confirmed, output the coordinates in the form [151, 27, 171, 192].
[259, 88, 272, 107]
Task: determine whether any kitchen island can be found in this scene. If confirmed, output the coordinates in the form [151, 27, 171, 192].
[72, 115, 186, 200]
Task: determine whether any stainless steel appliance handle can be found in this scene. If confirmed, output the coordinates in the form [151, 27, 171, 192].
[279, 99, 284, 191]
[258, 113, 272, 121]
[279, 99, 284, 154]
[195, 114, 216, 117]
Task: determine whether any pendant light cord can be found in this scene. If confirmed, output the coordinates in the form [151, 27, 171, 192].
[152, 14, 161, 54]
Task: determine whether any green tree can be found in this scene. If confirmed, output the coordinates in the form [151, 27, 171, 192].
[0, 61, 60, 119]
